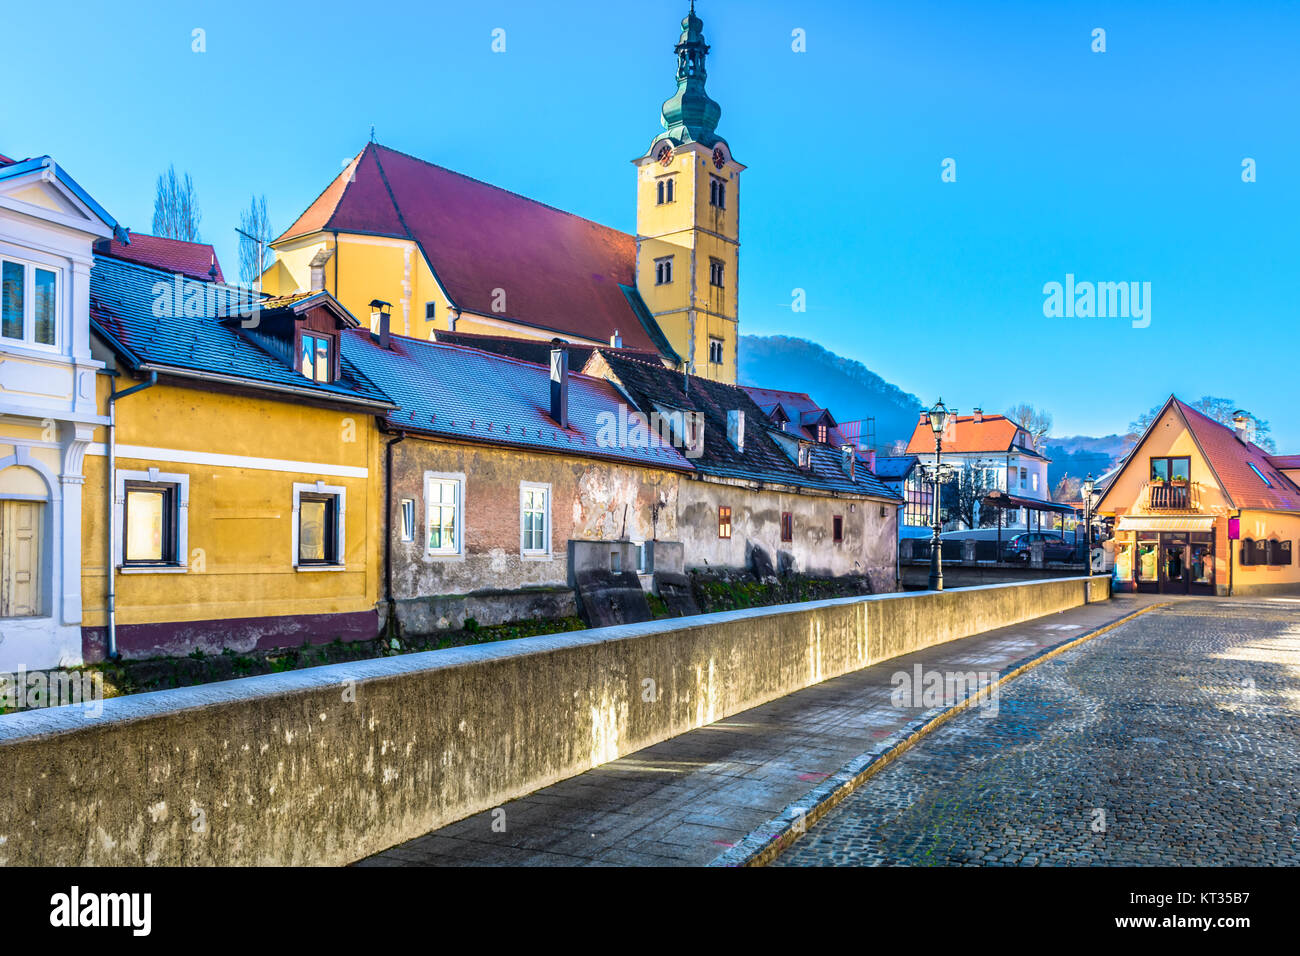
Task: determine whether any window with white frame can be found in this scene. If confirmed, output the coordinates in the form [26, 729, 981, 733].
[425, 472, 463, 555]
[520, 482, 550, 556]
[292, 481, 346, 568]
[654, 256, 673, 285]
[399, 498, 416, 542]
[708, 336, 724, 364]
[115, 468, 189, 570]
[1, 256, 58, 348]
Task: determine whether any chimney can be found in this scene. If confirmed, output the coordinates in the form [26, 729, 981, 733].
[1233, 410, 1251, 444]
[369, 299, 392, 349]
[973, 408, 983, 423]
[727, 409, 745, 452]
[841, 444, 856, 480]
[550, 339, 569, 428]
[610, 329, 623, 348]
[919, 410, 929, 425]
[866, 448, 877, 472]
[309, 247, 334, 292]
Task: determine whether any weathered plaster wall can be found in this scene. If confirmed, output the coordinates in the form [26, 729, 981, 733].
[0, 575, 1108, 865]
[388, 437, 681, 630]
[677, 478, 899, 593]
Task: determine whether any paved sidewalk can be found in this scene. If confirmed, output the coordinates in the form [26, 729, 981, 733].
[358, 594, 1163, 867]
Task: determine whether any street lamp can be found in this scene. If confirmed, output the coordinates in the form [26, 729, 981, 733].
[1082, 472, 1095, 574]
[927, 398, 950, 591]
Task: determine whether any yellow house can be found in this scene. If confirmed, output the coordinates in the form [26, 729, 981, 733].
[260, 3, 740, 382]
[83, 253, 394, 660]
[1096, 396, 1300, 596]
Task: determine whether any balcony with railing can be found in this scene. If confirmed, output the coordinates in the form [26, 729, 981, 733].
[1144, 480, 1201, 512]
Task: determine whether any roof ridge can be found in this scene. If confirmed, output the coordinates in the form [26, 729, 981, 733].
[604, 349, 753, 394]
[275, 147, 365, 243]
[372, 142, 633, 242]
[351, 327, 617, 387]
[92, 251, 242, 289]
[122, 232, 218, 250]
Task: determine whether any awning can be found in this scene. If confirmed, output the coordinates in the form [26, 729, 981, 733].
[980, 491, 1077, 515]
[1116, 515, 1216, 532]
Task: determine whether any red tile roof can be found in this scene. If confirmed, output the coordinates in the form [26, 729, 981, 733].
[904, 412, 1033, 456]
[740, 385, 846, 444]
[99, 232, 224, 283]
[1266, 454, 1300, 470]
[1173, 398, 1300, 511]
[277, 143, 663, 354]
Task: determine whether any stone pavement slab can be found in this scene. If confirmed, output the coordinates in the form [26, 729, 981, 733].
[357, 593, 1163, 867]
[773, 596, 1300, 866]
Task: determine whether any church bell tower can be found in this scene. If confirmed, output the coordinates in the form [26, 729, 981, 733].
[634, 2, 743, 384]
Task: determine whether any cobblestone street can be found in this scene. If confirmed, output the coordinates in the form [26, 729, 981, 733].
[775, 599, 1300, 866]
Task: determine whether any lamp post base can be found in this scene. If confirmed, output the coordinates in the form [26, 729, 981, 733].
[929, 528, 943, 591]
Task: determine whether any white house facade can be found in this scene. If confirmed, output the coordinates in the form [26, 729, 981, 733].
[904, 409, 1052, 531]
[0, 155, 119, 670]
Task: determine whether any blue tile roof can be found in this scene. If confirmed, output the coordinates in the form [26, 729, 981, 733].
[89, 255, 392, 407]
[342, 331, 696, 472]
[871, 455, 917, 481]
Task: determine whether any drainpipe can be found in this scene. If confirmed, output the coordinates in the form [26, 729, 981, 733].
[106, 371, 158, 660]
[383, 431, 406, 637]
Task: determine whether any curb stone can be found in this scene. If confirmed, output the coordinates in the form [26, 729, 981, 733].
[708, 600, 1169, 868]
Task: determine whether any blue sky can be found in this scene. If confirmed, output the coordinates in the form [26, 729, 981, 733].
[4, 0, 1298, 445]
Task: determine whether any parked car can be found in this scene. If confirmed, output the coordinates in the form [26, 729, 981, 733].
[1004, 531, 1077, 563]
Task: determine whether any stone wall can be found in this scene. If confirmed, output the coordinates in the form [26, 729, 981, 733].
[676, 477, 899, 594]
[0, 575, 1108, 865]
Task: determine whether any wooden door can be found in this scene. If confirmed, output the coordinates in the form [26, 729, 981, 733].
[1, 499, 43, 617]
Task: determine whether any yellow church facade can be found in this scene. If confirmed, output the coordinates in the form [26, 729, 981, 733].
[261, 4, 741, 383]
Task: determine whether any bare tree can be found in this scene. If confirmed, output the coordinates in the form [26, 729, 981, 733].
[152, 165, 202, 242]
[1005, 403, 1053, 451]
[237, 195, 274, 286]
[941, 463, 996, 530]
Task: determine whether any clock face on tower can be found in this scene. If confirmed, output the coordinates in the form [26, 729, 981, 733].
[657, 144, 673, 167]
[712, 147, 726, 169]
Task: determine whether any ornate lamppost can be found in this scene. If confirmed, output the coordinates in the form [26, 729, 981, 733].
[1082, 473, 1095, 574]
[927, 398, 950, 591]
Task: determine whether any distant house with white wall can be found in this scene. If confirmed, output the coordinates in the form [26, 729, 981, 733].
[903, 408, 1051, 530]
[0, 152, 123, 669]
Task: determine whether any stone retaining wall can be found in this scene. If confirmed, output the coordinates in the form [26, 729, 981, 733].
[0, 575, 1109, 865]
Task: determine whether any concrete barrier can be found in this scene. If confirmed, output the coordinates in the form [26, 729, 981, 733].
[0, 575, 1109, 865]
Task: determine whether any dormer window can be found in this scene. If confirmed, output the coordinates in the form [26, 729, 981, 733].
[817, 424, 828, 443]
[798, 444, 812, 468]
[299, 332, 332, 383]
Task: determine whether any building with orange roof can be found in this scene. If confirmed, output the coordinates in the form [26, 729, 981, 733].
[1095, 395, 1300, 595]
[902, 407, 1052, 530]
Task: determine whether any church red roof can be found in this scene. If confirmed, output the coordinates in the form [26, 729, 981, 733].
[278, 143, 665, 355]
